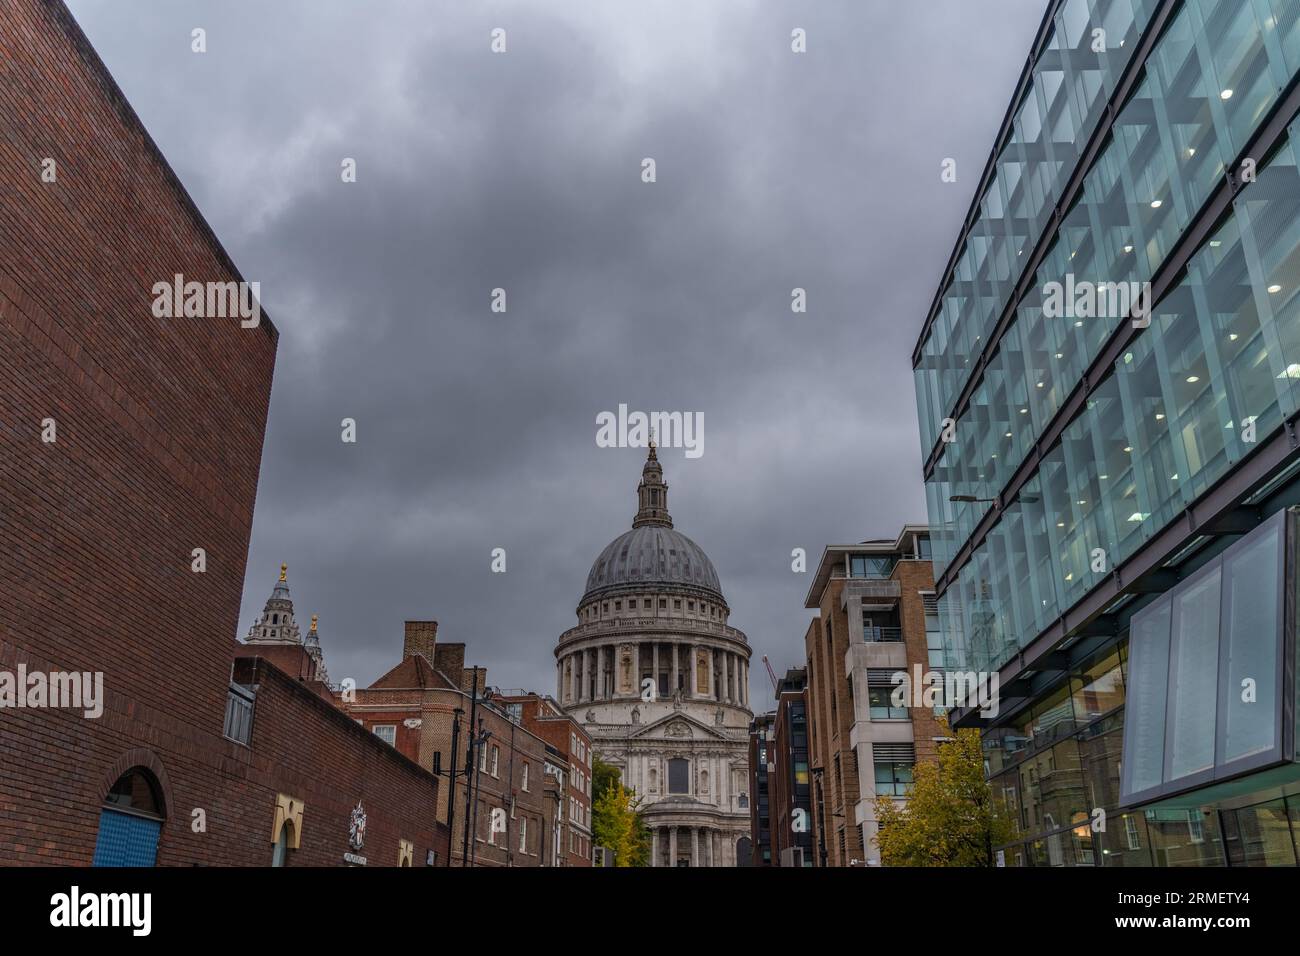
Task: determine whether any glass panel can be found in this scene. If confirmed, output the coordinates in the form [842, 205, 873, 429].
[1165, 565, 1223, 782]
[1222, 798, 1297, 866]
[1123, 597, 1171, 795]
[1220, 516, 1281, 763]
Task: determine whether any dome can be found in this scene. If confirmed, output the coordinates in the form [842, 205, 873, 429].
[583, 525, 723, 604]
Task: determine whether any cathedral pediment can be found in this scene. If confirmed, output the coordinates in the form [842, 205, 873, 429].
[628, 712, 729, 741]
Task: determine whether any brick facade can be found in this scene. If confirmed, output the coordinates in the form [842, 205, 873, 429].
[497, 692, 593, 867]
[345, 622, 553, 866]
[0, 0, 448, 867]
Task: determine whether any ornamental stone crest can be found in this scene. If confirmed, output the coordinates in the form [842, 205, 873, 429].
[348, 801, 367, 850]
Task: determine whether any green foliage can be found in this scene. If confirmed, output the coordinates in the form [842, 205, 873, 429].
[590, 756, 651, 867]
[874, 720, 1015, 867]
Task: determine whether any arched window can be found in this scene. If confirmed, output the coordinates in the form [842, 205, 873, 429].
[271, 820, 294, 867]
[272, 613, 278, 625]
[93, 768, 165, 867]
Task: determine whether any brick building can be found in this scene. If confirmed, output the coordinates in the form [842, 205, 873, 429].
[497, 691, 593, 867]
[0, 0, 447, 867]
[747, 713, 775, 865]
[344, 622, 553, 866]
[803, 526, 942, 866]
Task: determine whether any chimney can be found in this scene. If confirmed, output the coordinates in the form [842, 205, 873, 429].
[403, 620, 438, 663]
[433, 642, 466, 686]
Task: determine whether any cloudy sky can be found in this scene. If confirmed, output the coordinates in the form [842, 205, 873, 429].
[68, 0, 1044, 705]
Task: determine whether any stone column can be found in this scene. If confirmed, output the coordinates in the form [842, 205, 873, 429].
[595, 645, 604, 700]
[692, 827, 700, 867]
[669, 826, 678, 867]
[650, 828, 658, 868]
[671, 643, 679, 695]
[713, 830, 721, 868]
[652, 643, 660, 698]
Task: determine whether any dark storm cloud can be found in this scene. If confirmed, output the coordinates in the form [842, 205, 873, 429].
[67, 0, 1045, 701]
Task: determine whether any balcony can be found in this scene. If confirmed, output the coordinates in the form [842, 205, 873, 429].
[863, 626, 903, 644]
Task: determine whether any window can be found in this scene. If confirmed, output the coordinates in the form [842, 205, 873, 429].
[1124, 814, 1141, 851]
[659, 599, 667, 609]
[491, 745, 500, 777]
[674, 599, 681, 609]
[1187, 810, 1205, 844]
[849, 555, 894, 578]
[223, 684, 254, 745]
[93, 768, 165, 867]
[519, 817, 528, 853]
[874, 760, 915, 797]
[668, 758, 689, 794]
[372, 725, 396, 747]
[522, 762, 530, 791]
[479, 743, 488, 772]
[867, 670, 907, 719]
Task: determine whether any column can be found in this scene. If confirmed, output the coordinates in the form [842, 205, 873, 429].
[671, 643, 679, 694]
[596, 645, 605, 700]
[713, 830, 721, 868]
[650, 828, 658, 868]
[669, 827, 678, 867]
[652, 643, 660, 698]
[741, 659, 748, 705]
[692, 828, 700, 867]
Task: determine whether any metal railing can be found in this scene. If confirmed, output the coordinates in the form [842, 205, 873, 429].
[863, 626, 903, 643]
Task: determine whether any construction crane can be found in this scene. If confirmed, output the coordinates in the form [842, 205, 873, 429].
[761, 656, 780, 695]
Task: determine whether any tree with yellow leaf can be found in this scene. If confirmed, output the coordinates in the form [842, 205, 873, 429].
[591, 756, 651, 867]
[874, 720, 1014, 866]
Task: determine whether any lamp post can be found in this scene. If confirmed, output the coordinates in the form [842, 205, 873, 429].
[444, 706, 463, 867]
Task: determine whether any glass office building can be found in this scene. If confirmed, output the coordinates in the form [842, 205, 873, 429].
[912, 0, 1300, 865]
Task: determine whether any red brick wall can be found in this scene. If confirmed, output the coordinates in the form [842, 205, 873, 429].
[229, 659, 448, 868]
[0, 0, 280, 864]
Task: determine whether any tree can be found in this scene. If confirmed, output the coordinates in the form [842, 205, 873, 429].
[590, 756, 651, 867]
[873, 719, 1014, 866]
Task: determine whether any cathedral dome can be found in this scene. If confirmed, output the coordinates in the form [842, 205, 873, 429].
[583, 525, 723, 603]
[580, 443, 725, 606]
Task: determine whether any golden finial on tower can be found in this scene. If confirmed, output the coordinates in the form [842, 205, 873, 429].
[279, 562, 287, 582]
[310, 614, 318, 632]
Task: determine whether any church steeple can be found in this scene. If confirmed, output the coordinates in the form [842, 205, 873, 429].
[632, 440, 673, 528]
[246, 563, 302, 645]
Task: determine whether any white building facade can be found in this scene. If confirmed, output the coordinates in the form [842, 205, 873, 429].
[555, 446, 753, 866]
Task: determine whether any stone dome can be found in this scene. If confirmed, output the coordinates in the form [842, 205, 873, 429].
[583, 525, 723, 604]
